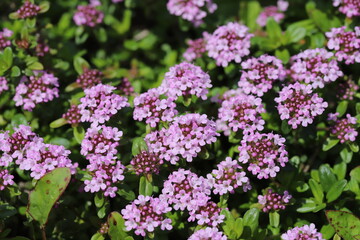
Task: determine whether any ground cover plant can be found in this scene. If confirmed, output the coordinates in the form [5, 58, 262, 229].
[0, 0, 359, 239]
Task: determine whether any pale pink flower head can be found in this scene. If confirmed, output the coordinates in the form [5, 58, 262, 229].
[62, 105, 81, 127]
[328, 113, 358, 143]
[16, 1, 41, 19]
[0, 77, 9, 94]
[188, 227, 228, 240]
[130, 151, 164, 175]
[188, 201, 225, 227]
[73, 4, 104, 27]
[257, 0, 288, 27]
[281, 223, 324, 240]
[337, 78, 359, 101]
[333, 0, 360, 18]
[0, 169, 15, 190]
[0, 28, 13, 50]
[258, 189, 292, 212]
[76, 68, 103, 89]
[183, 32, 210, 62]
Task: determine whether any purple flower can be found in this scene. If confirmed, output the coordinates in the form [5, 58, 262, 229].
[207, 157, 250, 195]
[281, 223, 324, 240]
[275, 83, 328, 129]
[121, 195, 172, 237]
[328, 113, 358, 143]
[35, 41, 50, 57]
[183, 32, 210, 62]
[290, 48, 343, 89]
[0, 77, 9, 94]
[130, 151, 164, 175]
[257, 0, 288, 27]
[62, 105, 81, 127]
[337, 78, 359, 100]
[167, 0, 217, 26]
[76, 68, 103, 89]
[117, 78, 134, 96]
[258, 189, 292, 212]
[161, 62, 212, 100]
[188, 227, 227, 240]
[206, 22, 253, 67]
[0, 169, 15, 190]
[16, 1, 41, 19]
[333, 0, 360, 18]
[238, 132, 288, 179]
[188, 201, 225, 227]
[0, 28, 12, 50]
[133, 88, 177, 127]
[73, 4, 104, 27]
[326, 26, 360, 65]
[13, 71, 59, 111]
[239, 54, 286, 96]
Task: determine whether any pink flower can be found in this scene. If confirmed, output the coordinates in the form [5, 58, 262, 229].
[258, 189, 292, 212]
[337, 78, 359, 101]
[328, 113, 358, 143]
[76, 68, 103, 89]
[130, 151, 164, 175]
[0, 77, 9, 94]
[333, 0, 360, 18]
[16, 1, 41, 19]
[62, 105, 81, 126]
[73, 4, 104, 27]
[183, 32, 210, 61]
[281, 223, 324, 240]
[117, 78, 134, 96]
[0, 169, 15, 190]
[0, 28, 12, 50]
[188, 201, 225, 227]
[257, 0, 288, 27]
[188, 227, 227, 240]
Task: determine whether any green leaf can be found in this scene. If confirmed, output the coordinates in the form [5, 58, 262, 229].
[27, 168, 71, 227]
[275, 49, 290, 64]
[239, 1, 261, 31]
[90, 233, 105, 240]
[348, 142, 359, 153]
[285, 26, 306, 43]
[39, 2, 50, 13]
[0, 204, 17, 219]
[139, 176, 153, 196]
[281, 120, 291, 134]
[10, 66, 21, 77]
[350, 167, 360, 183]
[50, 118, 67, 128]
[266, 18, 283, 41]
[310, 33, 325, 48]
[94, 192, 105, 208]
[73, 56, 90, 75]
[11, 114, 28, 127]
[28, 62, 44, 70]
[322, 138, 339, 151]
[336, 101, 348, 117]
[3, 47, 13, 67]
[319, 165, 337, 192]
[131, 137, 148, 156]
[326, 210, 360, 240]
[326, 180, 347, 203]
[340, 147, 353, 163]
[73, 126, 85, 144]
[269, 212, 280, 228]
[49, 137, 70, 149]
[309, 179, 324, 203]
[295, 181, 309, 192]
[243, 208, 259, 233]
[233, 218, 244, 238]
[117, 188, 135, 201]
[108, 212, 133, 240]
[333, 162, 347, 180]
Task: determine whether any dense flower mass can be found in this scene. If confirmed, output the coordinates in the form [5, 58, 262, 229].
[337, 78, 359, 100]
[16, 1, 41, 19]
[183, 32, 210, 62]
[78, 84, 129, 126]
[133, 88, 177, 127]
[217, 92, 265, 136]
[76, 68, 103, 89]
[73, 4, 104, 27]
[0, 28, 12, 50]
[328, 113, 358, 143]
[333, 0, 360, 18]
[117, 78, 134, 96]
[161, 62, 212, 100]
[121, 195, 172, 237]
[130, 151, 163, 175]
[326, 26, 360, 65]
[188, 201, 225, 226]
[281, 223, 324, 240]
[290, 48, 343, 89]
[145, 113, 219, 164]
[0, 169, 15, 190]
[238, 132, 288, 179]
[0, 77, 9, 94]
[13, 71, 59, 111]
[206, 22, 253, 67]
[275, 83, 328, 129]
[207, 157, 250, 195]
[238, 55, 286, 96]
[167, 0, 217, 26]
[258, 189, 292, 212]
[257, 0, 289, 27]
[188, 227, 228, 240]
[62, 105, 81, 126]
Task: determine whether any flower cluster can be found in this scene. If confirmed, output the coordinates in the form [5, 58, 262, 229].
[333, 0, 360, 18]
[121, 195, 172, 237]
[183, 32, 210, 62]
[167, 0, 217, 26]
[238, 132, 288, 179]
[0, 77, 9, 94]
[35, 41, 50, 57]
[290, 48, 343, 89]
[326, 26, 360, 65]
[145, 113, 219, 164]
[78, 84, 129, 126]
[188, 201, 225, 226]
[258, 189, 292, 212]
[238, 55, 286, 96]
[0, 28, 12, 50]
[16, 1, 41, 19]
[206, 22, 253, 67]
[257, 0, 289, 27]
[207, 157, 250, 195]
[188, 227, 227, 240]
[0, 169, 14, 190]
[130, 151, 163, 175]
[281, 224, 324, 240]
[160, 169, 212, 211]
[275, 83, 328, 129]
[328, 113, 358, 143]
[13, 71, 59, 111]
[337, 78, 359, 100]
[76, 68, 103, 89]
[73, 4, 104, 27]
[62, 105, 81, 126]
[216, 92, 265, 136]
[133, 88, 177, 127]
[161, 62, 212, 100]
[117, 78, 134, 96]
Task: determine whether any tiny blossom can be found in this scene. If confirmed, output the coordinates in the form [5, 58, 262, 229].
[258, 189, 292, 212]
[188, 201, 225, 227]
[275, 83, 328, 129]
[0, 169, 15, 190]
[16, 1, 41, 19]
[167, 0, 217, 26]
[206, 22, 253, 67]
[281, 223, 324, 240]
[81, 125, 123, 167]
[238, 55, 286, 96]
[256, 0, 289, 27]
[0, 77, 9, 94]
[238, 132, 288, 179]
[73, 4, 104, 27]
[121, 195, 172, 237]
[99, 222, 109, 235]
[333, 0, 360, 18]
[13, 71, 59, 111]
[145, 113, 219, 164]
[290, 48, 343, 89]
[0, 28, 12, 50]
[207, 157, 250, 195]
[328, 113, 358, 143]
[133, 88, 177, 128]
[78, 84, 129, 126]
[188, 227, 228, 240]
[326, 26, 360, 65]
[76, 68, 103, 89]
[160, 169, 212, 212]
[130, 151, 164, 175]
[337, 78, 359, 100]
[216, 92, 265, 136]
[183, 32, 210, 62]
[62, 105, 81, 126]
[161, 62, 212, 100]
[117, 78, 134, 96]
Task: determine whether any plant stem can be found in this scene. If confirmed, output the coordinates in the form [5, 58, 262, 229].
[41, 226, 47, 240]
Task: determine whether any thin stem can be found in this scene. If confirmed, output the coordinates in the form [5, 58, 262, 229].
[41, 226, 47, 240]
